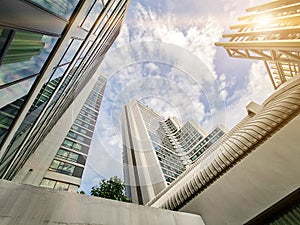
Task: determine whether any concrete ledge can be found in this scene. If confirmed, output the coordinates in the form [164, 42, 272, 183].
[0, 180, 204, 225]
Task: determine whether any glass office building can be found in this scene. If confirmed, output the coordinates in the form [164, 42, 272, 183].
[0, 0, 130, 181]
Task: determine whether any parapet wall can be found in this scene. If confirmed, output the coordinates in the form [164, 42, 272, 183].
[0, 180, 204, 225]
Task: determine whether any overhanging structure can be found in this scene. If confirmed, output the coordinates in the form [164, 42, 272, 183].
[148, 76, 300, 224]
[215, 0, 300, 89]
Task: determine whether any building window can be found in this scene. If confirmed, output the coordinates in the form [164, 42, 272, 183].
[54, 181, 69, 191]
[80, 0, 104, 31]
[26, 0, 80, 20]
[60, 39, 83, 65]
[67, 131, 77, 139]
[56, 148, 79, 163]
[66, 131, 89, 144]
[40, 178, 56, 188]
[40, 178, 70, 191]
[62, 139, 82, 152]
[0, 29, 57, 86]
[49, 159, 75, 176]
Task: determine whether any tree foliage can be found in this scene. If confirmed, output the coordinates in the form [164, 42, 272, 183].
[90, 176, 131, 202]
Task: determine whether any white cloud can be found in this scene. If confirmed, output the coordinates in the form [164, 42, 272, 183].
[219, 90, 228, 101]
[219, 73, 226, 81]
[223, 61, 274, 129]
[144, 62, 159, 73]
[113, 2, 223, 75]
[83, 0, 274, 189]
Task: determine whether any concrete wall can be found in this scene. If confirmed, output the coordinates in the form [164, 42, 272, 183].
[180, 115, 300, 225]
[0, 180, 205, 225]
[122, 100, 167, 204]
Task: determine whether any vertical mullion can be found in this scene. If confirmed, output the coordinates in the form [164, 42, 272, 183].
[0, 29, 16, 66]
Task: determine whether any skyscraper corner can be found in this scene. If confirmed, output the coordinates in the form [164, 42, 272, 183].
[0, 0, 130, 188]
[122, 99, 225, 205]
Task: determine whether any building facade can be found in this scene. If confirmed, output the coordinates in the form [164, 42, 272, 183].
[12, 75, 106, 192]
[0, 0, 129, 181]
[122, 100, 225, 204]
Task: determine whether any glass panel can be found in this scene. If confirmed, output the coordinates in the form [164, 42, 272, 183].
[50, 160, 60, 169]
[81, 1, 104, 31]
[60, 39, 83, 64]
[62, 139, 73, 148]
[27, 0, 80, 20]
[95, 15, 109, 36]
[2, 62, 75, 170]
[40, 178, 56, 188]
[0, 75, 36, 110]
[57, 149, 69, 158]
[0, 30, 57, 86]
[54, 181, 69, 190]
[49, 64, 69, 82]
[0, 79, 35, 146]
[67, 131, 76, 139]
[56, 148, 79, 162]
[68, 152, 79, 162]
[73, 166, 83, 178]
[62, 139, 82, 152]
[49, 159, 75, 175]
[0, 37, 79, 177]
[29, 76, 61, 113]
[58, 162, 75, 175]
[73, 143, 81, 151]
[79, 41, 93, 59]
[77, 136, 85, 143]
[2, 44, 79, 165]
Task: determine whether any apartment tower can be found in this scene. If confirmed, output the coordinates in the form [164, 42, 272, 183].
[122, 100, 225, 204]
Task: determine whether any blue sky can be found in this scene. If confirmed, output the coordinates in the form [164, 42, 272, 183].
[80, 0, 273, 193]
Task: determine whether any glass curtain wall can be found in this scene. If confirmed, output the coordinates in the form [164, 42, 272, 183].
[0, 0, 129, 180]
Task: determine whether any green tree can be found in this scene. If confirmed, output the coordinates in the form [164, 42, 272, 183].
[90, 176, 131, 202]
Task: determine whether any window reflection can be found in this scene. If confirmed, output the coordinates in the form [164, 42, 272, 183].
[1, 36, 84, 160]
[49, 159, 75, 175]
[57, 148, 79, 163]
[0, 29, 57, 87]
[62, 139, 82, 152]
[40, 178, 56, 188]
[27, 0, 80, 20]
[60, 39, 83, 64]
[2, 32, 44, 65]
[0, 76, 36, 109]
[79, 41, 93, 59]
[0, 96, 26, 145]
[49, 64, 69, 82]
[81, 1, 104, 31]
[54, 181, 69, 190]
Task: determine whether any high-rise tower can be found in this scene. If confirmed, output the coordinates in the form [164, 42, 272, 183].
[0, 0, 130, 181]
[12, 74, 106, 192]
[122, 100, 225, 204]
